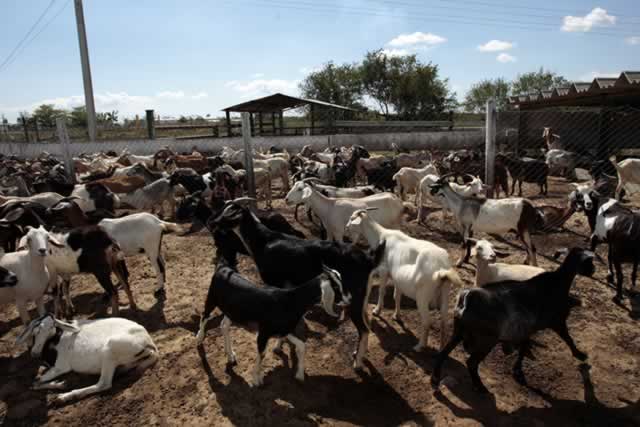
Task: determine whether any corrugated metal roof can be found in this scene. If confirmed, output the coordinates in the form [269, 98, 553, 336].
[222, 93, 357, 113]
[508, 71, 640, 108]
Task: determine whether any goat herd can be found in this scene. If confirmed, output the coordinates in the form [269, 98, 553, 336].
[0, 138, 638, 415]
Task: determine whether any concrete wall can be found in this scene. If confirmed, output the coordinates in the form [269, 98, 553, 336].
[0, 130, 484, 158]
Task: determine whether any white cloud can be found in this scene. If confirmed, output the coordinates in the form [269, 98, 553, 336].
[478, 40, 514, 52]
[251, 73, 264, 78]
[387, 32, 447, 47]
[156, 90, 185, 99]
[626, 36, 640, 45]
[381, 48, 411, 57]
[299, 66, 322, 74]
[578, 71, 620, 81]
[192, 92, 208, 100]
[225, 79, 299, 98]
[496, 53, 516, 63]
[562, 7, 616, 32]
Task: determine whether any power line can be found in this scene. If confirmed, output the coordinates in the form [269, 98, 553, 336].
[0, 0, 72, 74]
[0, 0, 58, 71]
[226, 0, 637, 37]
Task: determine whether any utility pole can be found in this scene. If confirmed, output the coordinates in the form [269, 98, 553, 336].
[74, 0, 97, 142]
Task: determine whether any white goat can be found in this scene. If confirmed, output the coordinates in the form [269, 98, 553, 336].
[0, 226, 50, 324]
[285, 181, 406, 242]
[470, 239, 544, 287]
[393, 163, 438, 203]
[118, 178, 176, 218]
[16, 315, 158, 403]
[345, 209, 463, 351]
[610, 155, 640, 199]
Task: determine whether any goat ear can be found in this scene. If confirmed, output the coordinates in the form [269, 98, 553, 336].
[301, 186, 313, 200]
[494, 250, 510, 259]
[54, 319, 80, 333]
[15, 322, 37, 346]
[48, 236, 64, 248]
[3, 207, 25, 223]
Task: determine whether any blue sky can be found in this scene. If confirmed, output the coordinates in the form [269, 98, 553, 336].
[1, 0, 639, 122]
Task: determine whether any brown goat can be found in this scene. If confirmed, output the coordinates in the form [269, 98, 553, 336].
[94, 176, 147, 194]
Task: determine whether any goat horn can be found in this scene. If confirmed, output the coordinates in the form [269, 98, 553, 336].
[365, 207, 379, 211]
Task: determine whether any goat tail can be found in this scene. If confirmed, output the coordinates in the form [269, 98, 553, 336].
[159, 220, 185, 235]
[433, 268, 464, 289]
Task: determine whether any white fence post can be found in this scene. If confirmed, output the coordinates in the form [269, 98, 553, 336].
[241, 112, 256, 206]
[56, 117, 77, 183]
[485, 98, 496, 198]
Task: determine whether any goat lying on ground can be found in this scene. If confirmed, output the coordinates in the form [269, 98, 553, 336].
[431, 247, 594, 394]
[196, 259, 348, 386]
[16, 314, 158, 403]
[345, 209, 463, 351]
[470, 239, 544, 287]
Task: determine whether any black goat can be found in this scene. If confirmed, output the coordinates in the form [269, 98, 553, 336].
[497, 153, 548, 196]
[176, 192, 305, 264]
[209, 202, 386, 369]
[573, 191, 639, 303]
[196, 258, 348, 386]
[366, 159, 398, 191]
[431, 247, 595, 394]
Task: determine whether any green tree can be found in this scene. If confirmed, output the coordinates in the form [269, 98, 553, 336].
[511, 67, 568, 95]
[32, 104, 66, 128]
[299, 62, 364, 109]
[361, 50, 454, 119]
[69, 106, 88, 127]
[464, 78, 511, 113]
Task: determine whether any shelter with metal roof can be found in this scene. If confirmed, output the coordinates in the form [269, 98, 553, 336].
[508, 71, 640, 110]
[221, 93, 357, 136]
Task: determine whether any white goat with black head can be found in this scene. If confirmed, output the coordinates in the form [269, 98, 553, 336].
[429, 175, 543, 267]
[345, 209, 464, 352]
[16, 314, 158, 403]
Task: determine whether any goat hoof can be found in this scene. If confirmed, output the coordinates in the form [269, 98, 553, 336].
[513, 370, 527, 385]
[574, 351, 588, 362]
[613, 296, 624, 305]
[430, 376, 441, 389]
[154, 288, 166, 298]
[372, 308, 382, 316]
[295, 373, 305, 382]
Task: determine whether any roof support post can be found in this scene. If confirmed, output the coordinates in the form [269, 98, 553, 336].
[225, 111, 231, 137]
[310, 104, 315, 136]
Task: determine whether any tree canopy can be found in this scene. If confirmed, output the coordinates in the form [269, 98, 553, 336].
[299, 50, 455, 119]
[511, 67, 569, 95]
[464, 78, 511, 113]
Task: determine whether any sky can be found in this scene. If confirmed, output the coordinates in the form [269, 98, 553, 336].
[1, 0, 639, 122]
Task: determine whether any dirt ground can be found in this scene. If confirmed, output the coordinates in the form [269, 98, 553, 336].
[1, 177, 639, 427]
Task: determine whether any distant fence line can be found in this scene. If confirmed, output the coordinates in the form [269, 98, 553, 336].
[0, 130, 484, 158]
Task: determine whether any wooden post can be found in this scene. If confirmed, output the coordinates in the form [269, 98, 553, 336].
[56, 117, 76, 183]
[21, 116, 29, 142]
[146, 109, 155, 139]
[516, 110, 526, 157]
[310, 104, 315, 135]
[485, 99, 496, 198]
[249, 113, 255, 137]
[34, 120, 40, 142]
[225, 111, 232, 137]
[74, 0, 97, 142]
[212, 126, 219, 138]
[241, 112, 256, 208]
[271, 112, 276, 135]
[279, 110, 284, 135]
[258, 112, 263, 136]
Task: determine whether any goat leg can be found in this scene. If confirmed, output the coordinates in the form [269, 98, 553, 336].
[466, 349, 491, 394]
[431, 330, 463, 389]
[552, 323, 587, 361]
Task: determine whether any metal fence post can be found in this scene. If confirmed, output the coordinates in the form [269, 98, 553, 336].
[241, 112, 256, 207]
[56, 117, 76, 183]
[485, 99, 496, 198]
[146, 109, 156, 140]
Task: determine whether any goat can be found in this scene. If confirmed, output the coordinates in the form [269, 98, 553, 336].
[93, 175, 147, 194]
[610, 155, 640, 200]
[70, 182, 120, 214]
[430, 175, 543, 266]
[118, 178, 176, 219]
[573, 191, 640, 303]
[470, 239, 544, 287]
[208, 201, 385, 369]
[546, 149, 576, 179]
[497, 153, 548, 196]
[416, 174, 486, 224]
[542, 127, 563, 151]
[196, 260, 348, 386]
[392, 163, 439, 204]
[292, 181, 377, 223]
[16, 314, 158, 403]
[0, 226, 49, 324]
[345, 210, 463, 351]
[365, 159, 398, 191]
[285, 181, 406, 242]
[431, 248, 594, 394]
[19, 226, 131, 316]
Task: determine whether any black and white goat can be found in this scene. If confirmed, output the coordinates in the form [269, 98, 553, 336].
[431, 248, 595, 394]
[16, 314, 158, 403]
[196, 259, 348, 386]
[209, 201, 386, 369]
